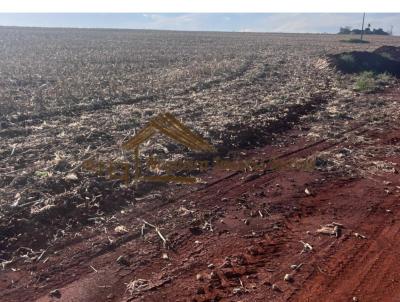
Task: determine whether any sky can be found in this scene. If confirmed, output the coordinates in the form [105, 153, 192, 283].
[0, 13, 399, 35]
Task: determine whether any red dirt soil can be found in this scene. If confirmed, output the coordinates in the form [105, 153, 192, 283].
[1, 89, 400, 302]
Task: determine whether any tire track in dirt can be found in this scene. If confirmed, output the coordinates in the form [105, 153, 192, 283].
[295, 231, 397, 302]
[292, 176, 400, 301]
[338, 222, 400, 300]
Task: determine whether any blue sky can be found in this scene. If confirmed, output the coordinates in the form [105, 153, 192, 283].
[0, 13, 399, 35]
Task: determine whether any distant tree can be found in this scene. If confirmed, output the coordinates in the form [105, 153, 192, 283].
[372, 28, 389, 35]
[339, 26, 352, 34]
[351, 29, 362, 35]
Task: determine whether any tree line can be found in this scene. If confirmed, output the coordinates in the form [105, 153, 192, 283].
[339, 25, 391, 35]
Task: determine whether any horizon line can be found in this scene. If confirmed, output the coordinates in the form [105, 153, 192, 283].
[2, 25, 398, 36]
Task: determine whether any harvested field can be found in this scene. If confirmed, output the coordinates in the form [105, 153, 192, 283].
[1, 27, 400, 301]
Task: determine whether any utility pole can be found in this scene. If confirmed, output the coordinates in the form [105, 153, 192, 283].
[360, 13, 366, 41]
